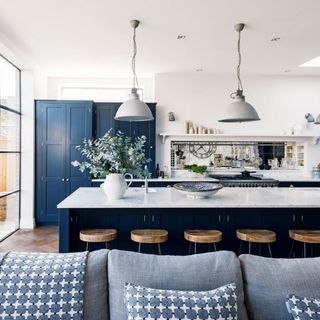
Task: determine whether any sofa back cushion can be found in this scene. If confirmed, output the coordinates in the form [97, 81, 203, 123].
[108, 250, 248, 320]
[84, 249, 109, 320]
[239, 254, 320, 320]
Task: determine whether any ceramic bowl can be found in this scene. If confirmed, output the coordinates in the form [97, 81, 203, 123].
[173, 182, 223, 199]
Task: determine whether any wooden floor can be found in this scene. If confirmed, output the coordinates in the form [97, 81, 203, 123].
[0, 227, 58, 252]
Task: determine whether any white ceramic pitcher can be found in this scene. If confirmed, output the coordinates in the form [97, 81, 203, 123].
[101, 173, 133, 200]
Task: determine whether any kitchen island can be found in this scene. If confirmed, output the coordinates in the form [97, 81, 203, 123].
[57, 187, 320, 257]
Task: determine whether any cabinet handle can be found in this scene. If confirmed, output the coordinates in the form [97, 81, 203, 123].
[143, 215, 146, 223]
[62, 178, 65, 182]
[66, 178, 69, 182]
[301, 215, 304, 222]
[150, 146, 153, 149]
[152, 215, 155, 223]
[218, 215, 221, 222]
[293, 214, 296, 222]
[226, 215, 230, 222]
[289, 184, 294, 188]
[70, 216, 73, 223]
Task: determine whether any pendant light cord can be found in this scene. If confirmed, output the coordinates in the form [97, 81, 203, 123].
[131, 26, 139, 89]
[237, 30, 243, 92]
[231, 29, 243, 98]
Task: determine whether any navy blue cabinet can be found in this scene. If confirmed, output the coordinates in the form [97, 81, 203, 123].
[36, 100, 93, 225]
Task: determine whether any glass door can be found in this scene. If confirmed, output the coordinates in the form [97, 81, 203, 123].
[0, 55, 21, 240]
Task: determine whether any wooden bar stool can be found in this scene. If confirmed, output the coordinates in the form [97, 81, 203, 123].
[289, 230, 320, 258]
[131, 229, 168, 255]
[184, 230, 222, 254]
[237, 229, 276, 257]
[80, 229, 117, 251]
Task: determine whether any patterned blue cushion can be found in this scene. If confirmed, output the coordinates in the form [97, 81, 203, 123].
[286, 294, 320, 320]
[124, 282, 238, 320]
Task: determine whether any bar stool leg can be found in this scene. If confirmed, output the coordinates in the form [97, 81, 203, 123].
[238, 240, 243, 255]
[86, 242, 89, 251]
[303, 242, 307, 258]
[248, 242, 251, 254]
[213, 243, 217, 252]
[158, 244, 162, 255]
[268, 243, 272, 258]
[258, 243, 261, 256]
[105, 241, 109, 249]
[289, 240, 295, 258]
[208, 243, 211, 252]
[194, 242, 197, 254]
[138, 243, 141, 253]
[188, 242, 192, 255]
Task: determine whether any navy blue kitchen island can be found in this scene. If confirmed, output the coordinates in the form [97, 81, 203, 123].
[57, 187, 320, 257]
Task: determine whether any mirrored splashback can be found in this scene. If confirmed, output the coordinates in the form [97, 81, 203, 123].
[170, 140, 299, 170]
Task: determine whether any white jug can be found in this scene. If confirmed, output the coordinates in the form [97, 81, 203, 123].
[101, 173, 133, 200]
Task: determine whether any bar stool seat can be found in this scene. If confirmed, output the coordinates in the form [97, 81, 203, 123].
[131, 229, 168, 254]
[237, 229, 276, 243]
[289, 230, 320, 258]
[80, 229, 117, 251]
[184, 229, 222, 254]
[237, 229, 276, 257]
[289, 230, 320, 244]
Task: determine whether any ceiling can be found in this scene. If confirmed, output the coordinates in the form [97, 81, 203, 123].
[0, 0, 320, 77]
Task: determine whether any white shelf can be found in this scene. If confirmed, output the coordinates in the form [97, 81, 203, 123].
[158, 133, 320, 144]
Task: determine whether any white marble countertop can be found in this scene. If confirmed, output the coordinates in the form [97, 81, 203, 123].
[92, 177, 219, 183]
[58, 187, 320, 209]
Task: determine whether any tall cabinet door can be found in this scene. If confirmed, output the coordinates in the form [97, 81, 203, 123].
[94, 103, 118, 138]
[36, 100, 93, 225]
[36, 101, 67, 224]
[65, 102, 93, 194]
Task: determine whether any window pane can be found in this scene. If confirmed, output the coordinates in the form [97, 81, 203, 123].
[60, 86, 143, 102]
[0, 153, 20, 193]
[0, 108, 20, 151]
[0, 56, 20, 111]
[0, 193, 19, 240]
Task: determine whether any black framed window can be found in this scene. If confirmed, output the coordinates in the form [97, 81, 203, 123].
[0, 54, 21, 241]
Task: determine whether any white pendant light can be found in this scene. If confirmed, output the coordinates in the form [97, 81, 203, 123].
[315, 114, 320, 124]
[219, 23, 260, 123]
[115, 20, 153, 122]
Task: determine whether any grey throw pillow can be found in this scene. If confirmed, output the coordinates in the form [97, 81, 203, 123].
[124, 282, 238, 320]
[286, 294, 320, 320]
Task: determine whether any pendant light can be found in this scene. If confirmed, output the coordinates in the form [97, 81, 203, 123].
[219, 23, 260, 123]
[115, 20, 153, 122]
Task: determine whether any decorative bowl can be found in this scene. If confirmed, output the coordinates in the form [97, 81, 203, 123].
[173, 182, 223, 199]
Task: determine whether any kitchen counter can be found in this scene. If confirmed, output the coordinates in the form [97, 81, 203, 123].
[58, 187, 320, 209]
[58, 187, 320, 254]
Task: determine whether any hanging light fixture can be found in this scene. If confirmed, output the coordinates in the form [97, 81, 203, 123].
[115, 20, 154, 121]
[219, 23, 260, 123]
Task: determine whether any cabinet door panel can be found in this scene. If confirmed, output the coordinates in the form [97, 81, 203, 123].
[65, 102, 93, 194]
[36, 101, 66, 224]
[94, 103, 118, 138]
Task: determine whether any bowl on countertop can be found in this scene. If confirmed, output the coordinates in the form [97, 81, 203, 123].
[173, 182, 223, 199]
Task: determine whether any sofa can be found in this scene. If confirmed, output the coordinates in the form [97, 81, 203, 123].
[18, 249, 320, 320]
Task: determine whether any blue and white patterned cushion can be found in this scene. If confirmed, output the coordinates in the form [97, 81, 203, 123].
[286, 294, 320, 320]
[124, 282, 238, 320]
[0, 251, 87, 320]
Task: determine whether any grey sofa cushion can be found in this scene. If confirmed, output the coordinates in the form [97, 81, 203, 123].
[108, 250, 248, 320]
[239, 254, 320, 320]
[84, 249, 109, 320]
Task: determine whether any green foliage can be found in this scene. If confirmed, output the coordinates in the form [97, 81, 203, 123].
[184, 164, 207, 174]
[71, 130, 150, 178]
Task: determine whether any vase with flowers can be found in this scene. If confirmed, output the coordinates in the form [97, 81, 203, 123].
[71, 130, 150, 200]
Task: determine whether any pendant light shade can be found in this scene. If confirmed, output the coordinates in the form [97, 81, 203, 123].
[315, 114, 320, 124]
[219, 23, 260, 123]
[115, 88, 153, 121]
[115, 20, 153, 122]
[219, 90, 260, 122]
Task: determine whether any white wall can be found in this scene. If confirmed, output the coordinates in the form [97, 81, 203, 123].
[20, 70, 35, 228]
[155, 73, 320, 170]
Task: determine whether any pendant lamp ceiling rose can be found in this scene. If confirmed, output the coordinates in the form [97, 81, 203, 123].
[130, 20, 140, 29]
[234, 23, 245, 32]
